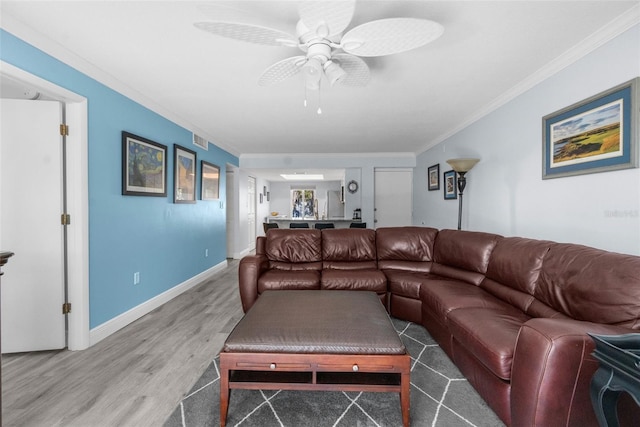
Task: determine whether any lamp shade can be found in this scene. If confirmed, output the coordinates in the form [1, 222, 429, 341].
[446, 158, 480, 173]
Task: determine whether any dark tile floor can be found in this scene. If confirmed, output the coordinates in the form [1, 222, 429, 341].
[164, 319, 504, 427]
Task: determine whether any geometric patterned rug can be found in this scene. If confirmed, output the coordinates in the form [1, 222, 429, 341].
[164, 318, 505, 427]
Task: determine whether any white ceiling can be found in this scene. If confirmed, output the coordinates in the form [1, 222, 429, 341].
[1, 1, 638, 160]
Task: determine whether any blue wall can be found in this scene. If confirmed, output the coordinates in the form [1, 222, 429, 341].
[1, 29, 239, 327]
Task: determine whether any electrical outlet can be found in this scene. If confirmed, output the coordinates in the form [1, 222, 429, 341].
[205, 249, 209, 257]
[134, 272, 140, 285]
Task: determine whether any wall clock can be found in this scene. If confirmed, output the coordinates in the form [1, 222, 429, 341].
[347, 180, 359, 194]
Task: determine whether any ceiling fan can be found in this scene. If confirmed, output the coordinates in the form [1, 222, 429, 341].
[194, 1, 444, 91]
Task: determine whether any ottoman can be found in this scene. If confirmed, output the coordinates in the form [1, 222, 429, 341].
[220, 290, 411, 426]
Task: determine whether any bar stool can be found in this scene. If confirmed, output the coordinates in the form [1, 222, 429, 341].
[289, 222, 309, 228]
[350, 222, 366, 228]
[314, 223, 335, 229]
[263, 222, 278, 233]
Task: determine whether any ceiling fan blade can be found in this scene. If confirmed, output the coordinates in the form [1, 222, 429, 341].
[194, 22, 298, 47]
[332, 54, 370, 87]
[298, 0, 355, 38]
[258, 56, 307, 86]
[341, 18, 444, 57]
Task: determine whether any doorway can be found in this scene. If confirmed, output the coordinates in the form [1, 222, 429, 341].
[374, 168, 413, 228]
[0, 62, 89, 351]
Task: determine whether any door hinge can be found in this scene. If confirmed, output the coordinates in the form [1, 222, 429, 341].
[62, 302, 72, 315]
[60, 124, 69, 136]
[61, 213, 71, 225]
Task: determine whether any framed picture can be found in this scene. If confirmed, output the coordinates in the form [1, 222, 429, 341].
[259, 193, 264, 204]
[267, 191, 270, 202]
[122, 131, 167, 197]
[201, 160, 220, 200]
[542, 77, 638, 179]
[443, 170, 457, 200]
[263, 186, 267, 196]
[428, 164, 440, 191]
[174, 144, 197, 203]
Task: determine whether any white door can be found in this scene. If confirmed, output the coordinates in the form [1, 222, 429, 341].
[226, 169, 234, 258]
[0, 99, 66, 352]
[374, 169, 413, 228]
[247, 176, 256, 251]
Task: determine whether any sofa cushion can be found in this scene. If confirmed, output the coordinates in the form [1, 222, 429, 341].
[536, 243, 640, 328]
[419, 278, 508, 325]
[484, 237, 552, 295]
[321, 269, 387, 294]
[322, 228, 378, 270]
[448, 306, 531, 380]
[431, 229, 502, 284]
[258, 270, 321, 293]
[385, 270, 426, 299]
[377, 226, 438, 272]
[265, 229, 322, 267]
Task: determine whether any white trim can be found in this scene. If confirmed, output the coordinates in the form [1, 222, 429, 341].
[65, 100, 90, 351]
[232, 248, 251, 260]
[89, 260, 228, 346]
[1, 61, 91, 350]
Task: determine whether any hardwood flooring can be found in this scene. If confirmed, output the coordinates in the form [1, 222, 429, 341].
[1, 259, 244, 427]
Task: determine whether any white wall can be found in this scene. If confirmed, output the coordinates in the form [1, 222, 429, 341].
[241, 153, 416, 230]
[255, 176, 271, 236]
[229, 168, 250, 259]
[414, 24, 640, 255]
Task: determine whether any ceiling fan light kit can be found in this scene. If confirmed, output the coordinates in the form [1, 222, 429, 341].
[195, 0, 444, 109]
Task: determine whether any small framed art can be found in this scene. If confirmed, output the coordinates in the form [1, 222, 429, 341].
[428, 164, 440, 191]
[443, 170, 457, 200]
[542, 77, 638, 179]
[122, 131, 167, 197]
[201, 160, 220, 200]
[174, 144, 197, 203]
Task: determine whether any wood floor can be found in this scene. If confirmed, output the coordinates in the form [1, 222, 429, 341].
[1, 258, 245, 427]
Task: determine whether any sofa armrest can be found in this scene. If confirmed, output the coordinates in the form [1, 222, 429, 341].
[238, 254, 269, 312]
[511, 318, 633, 427]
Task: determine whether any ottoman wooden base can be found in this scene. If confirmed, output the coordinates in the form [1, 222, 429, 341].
[220, 290, 410, 427]
[220, 352, 410, 427]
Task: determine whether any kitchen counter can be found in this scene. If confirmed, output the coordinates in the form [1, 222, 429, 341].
[265, 217, 362, 229]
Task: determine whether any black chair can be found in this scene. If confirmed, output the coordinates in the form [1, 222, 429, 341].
[289, 222, 309, 228]
[349, 222, 367, 228]
[263, 222, 279, 233]
[314, 222, 335, 229]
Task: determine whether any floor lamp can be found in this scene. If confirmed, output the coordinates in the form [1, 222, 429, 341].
[446, 158, 480, 230]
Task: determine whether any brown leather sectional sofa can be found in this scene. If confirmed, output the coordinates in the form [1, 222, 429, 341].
[238, 227, 640, 426]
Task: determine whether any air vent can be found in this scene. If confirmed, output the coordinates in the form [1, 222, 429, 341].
[193, 134, 208, 150]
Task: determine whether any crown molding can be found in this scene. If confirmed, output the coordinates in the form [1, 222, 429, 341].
[1, 12, 240, 157]
[417, 4, 640, 155]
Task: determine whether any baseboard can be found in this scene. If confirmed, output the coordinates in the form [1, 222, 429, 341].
[89, 260, 228, 347]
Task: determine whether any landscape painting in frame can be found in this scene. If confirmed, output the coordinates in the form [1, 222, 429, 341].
[122, 131, 167, 197]
[174, 144, 197, 203]
[542, 78, 638, 179]
[428, 163, 440, 191]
